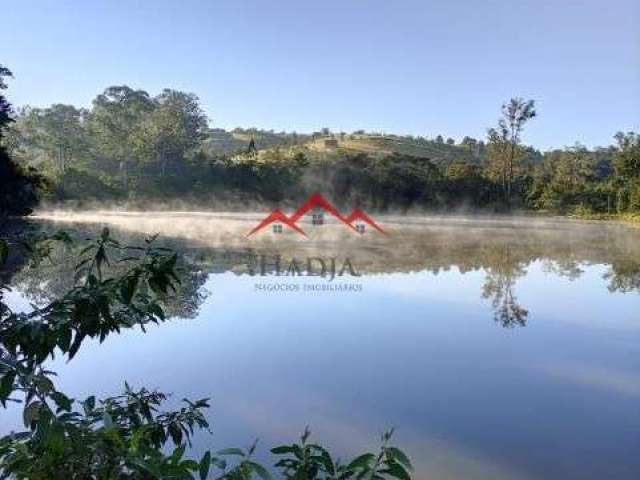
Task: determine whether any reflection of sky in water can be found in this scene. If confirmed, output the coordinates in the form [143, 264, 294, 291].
[3, 260, 639, 480]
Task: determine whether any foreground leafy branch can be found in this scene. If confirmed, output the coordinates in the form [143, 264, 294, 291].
[0, 232, 413, 480]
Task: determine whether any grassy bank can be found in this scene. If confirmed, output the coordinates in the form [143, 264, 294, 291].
[619, 212, 640, 226]
[566, 211, 640, 227]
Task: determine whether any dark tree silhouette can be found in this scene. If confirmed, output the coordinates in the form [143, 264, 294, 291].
[0, 64, 42, 218]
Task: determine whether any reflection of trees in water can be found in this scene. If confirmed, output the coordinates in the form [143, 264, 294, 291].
[479, 246, 529, 327]
[8, 218, 640, 328]
[9, 240, 210, 320]
[605, 259, 640, 293]
[482, 270, 528, 328]
[541, 258, 584, 281]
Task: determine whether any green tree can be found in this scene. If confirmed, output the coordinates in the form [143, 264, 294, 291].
[444, 160, 490, 206]
[486, 98, 537, 205]
[531, 144, 597, 211]
[0, 65, 42, 218]
[133, 89, 208, 177]
[612, 131, 640, 212]
[89, 86, 154, 190]
[34, 104, 87, 174]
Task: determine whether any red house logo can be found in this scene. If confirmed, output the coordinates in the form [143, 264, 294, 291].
[247, 193, 386, 237]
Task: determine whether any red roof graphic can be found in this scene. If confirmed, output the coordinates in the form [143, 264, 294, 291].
[289, 192, 346, 223]
[246, 193, 385, 237]
[345, 208, 387, 234]
[246, 209, 307, 237]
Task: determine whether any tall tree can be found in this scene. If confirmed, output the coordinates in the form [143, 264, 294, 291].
[11, 105, 87, 176]
[486, 98, 537, 204]
[613, 131, 640, 212]
[37, 104, 87, 174]
[89, 86, 153, 190]
[133, 89, 207, 176]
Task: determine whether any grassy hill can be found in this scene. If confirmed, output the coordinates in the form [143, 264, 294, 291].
[202, 128, 311, 155]
[203, 129, 489, 165]
[304, 133, 486, 164]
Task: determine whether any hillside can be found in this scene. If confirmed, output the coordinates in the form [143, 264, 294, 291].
[202, 128, 311, 155]
[203, 129, 489, 165]
[303, 133, 487, 164]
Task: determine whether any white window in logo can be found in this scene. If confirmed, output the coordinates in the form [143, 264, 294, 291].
[312, 213, 324, 225]
[273, 223, 283, 233]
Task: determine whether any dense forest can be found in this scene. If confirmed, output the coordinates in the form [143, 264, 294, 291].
[1, 62, 639, 216]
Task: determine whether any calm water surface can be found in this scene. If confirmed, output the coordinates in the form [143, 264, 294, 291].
[3, 213, 640, 480]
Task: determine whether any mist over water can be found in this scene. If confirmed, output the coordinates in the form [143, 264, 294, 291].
[5, 212, 640, 480]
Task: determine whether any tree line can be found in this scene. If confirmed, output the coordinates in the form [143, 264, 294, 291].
[1, 62, 639, 216]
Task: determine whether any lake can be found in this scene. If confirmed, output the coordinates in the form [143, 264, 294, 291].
[2, 212, 639, 480]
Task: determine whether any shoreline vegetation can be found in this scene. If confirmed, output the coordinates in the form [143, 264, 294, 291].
[565, 211, 640, 226]
[0, 63, 637, 221]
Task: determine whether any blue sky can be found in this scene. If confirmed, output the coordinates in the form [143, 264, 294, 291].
[3, 0, 639, 149]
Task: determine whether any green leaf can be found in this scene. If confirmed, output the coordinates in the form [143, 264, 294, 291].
[172, 445, 186, 462]
[381, 463, 411, 480]
[182, 460, 201, 470]
[385, 448, 412, 472]
[45, 422, 67, 455]
[68, 332, 86, 360]
[59, 327, 72, 353]
[0, 370, 16, 407]
[120, 274, 139, 304]
[271, 444, 304, 460]
[83, 395, 96, 413]
[34, 375, 55, 394]
[271, 445, 297, 455]
[315, 449, 335, 475]
[199, 451, 211, 480]
[168, 422, 183, 444]
[23, 401, 43, 427]
[217, 447, 245, 457]
[50, 391, 73, 412]
[246, 461, 274, 480]
[347, 453, 375, 471]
